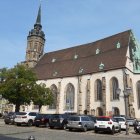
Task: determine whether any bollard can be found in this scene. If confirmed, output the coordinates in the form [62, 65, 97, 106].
[125, 121, 129, 135]
[28, 136, 36, 140]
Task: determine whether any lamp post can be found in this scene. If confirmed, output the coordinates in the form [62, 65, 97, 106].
[116, 87, 132, 118]
[123, 87, 132, 135]
[123, 87, 132, 118]
[116, 87, 132, 135]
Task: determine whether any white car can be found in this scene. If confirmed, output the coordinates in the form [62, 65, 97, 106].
[113, 117, 127, 130]
[14, 112, 38, 126]
[94, 116, 121, 134]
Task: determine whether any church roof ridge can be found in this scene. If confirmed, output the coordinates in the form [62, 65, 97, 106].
[45, 29, 132, 55]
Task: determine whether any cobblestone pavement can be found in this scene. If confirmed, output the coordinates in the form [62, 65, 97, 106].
[0, 118, 140, 140]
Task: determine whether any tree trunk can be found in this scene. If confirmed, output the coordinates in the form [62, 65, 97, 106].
[15, 103, 20, 112]
[39, 105, 42, 113]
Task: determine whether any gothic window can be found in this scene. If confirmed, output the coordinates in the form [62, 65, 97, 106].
[136, 81, 140, 109]
[95, 79, 102, 101]
[96, 107, 103, 116]
[113, 107, 120, 116]
[49, 84, 58, 109]
[64, 83, 75, 110]
[29, 42, 32, 50]
[33, 52, 36, 58]
[34, 42, 38, 51]
[38, 43, 42, 52]
[110, 77, 119, 100]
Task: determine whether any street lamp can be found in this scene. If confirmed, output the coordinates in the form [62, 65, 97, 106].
[123, 87, 132, 97]
[123, 87, 132, 118]
[116, 87, 132, 118]
[116, 88, 121, 96]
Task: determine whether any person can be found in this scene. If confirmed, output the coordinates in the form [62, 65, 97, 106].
[134, 119, 139, 133]
[2, 111, 8, 118]
[125, 121, 129, 135]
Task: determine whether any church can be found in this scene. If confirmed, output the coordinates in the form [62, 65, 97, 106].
[23, 5, 140, 118]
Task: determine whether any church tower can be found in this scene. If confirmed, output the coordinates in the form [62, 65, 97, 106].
[25, 4, 45, 68]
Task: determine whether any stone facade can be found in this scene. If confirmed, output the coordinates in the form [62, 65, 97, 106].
[23, 68, 140, 118]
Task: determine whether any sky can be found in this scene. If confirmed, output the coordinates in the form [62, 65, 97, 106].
[0, 0, 140, 68]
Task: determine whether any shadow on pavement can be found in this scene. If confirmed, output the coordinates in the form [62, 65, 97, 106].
[0, 134, 24, 140]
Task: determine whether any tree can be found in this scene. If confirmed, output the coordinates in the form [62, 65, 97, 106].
[32, 83, 53, 112]
[0, 64, 53, 112]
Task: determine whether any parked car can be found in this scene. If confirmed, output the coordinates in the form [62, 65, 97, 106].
[14, 112, 38, 126]
[94, 116, 121, 135]
[87, 115, 97, 123]
[126, 118, 135, 126]
[134, 119, 140, 134]
[113, 116, 127, 130]
[66, 115, 95, 132]
[49, 113, 72, 129]
[34, 114, 52, 127]
[4, 112, 17, 124]
[113, 115, 126, 118]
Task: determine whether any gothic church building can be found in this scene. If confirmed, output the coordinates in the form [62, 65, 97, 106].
[24, 5, 140, 118]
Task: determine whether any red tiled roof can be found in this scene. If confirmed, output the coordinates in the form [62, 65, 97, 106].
[34, 30, 131, 80]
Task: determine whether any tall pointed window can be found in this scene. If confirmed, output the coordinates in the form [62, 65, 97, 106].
[110, 77, 119, 100]
[137, 81, 140, 109]
[96, 107, 103, 116]
[95, 79, 102, 101]
[49, 84, 58, 109]
[64, 83, 75, 110]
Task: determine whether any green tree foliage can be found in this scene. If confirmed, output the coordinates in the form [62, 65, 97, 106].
[32, 83, 53, 112]
[0, 65, 53, 112]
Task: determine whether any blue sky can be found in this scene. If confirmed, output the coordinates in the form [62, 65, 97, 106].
[0, 0, 140, 68]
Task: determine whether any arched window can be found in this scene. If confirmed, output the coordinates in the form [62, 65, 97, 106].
[136, 81, 140, 109]
[110, 77, 119, 100]
[64, 83, 75, 110]
[95, 79, 102, 101]
[49, 84, 58, 109]
[113, 107, 120, 116]
[96, 107, 103, 116]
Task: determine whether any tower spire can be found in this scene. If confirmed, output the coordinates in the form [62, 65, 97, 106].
[36, 4, 41, 25]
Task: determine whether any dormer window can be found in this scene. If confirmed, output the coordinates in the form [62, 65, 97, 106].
[99, 62, 104, 70]
[79, 67, 84, 74]
[116, 42, 121, 49]
[96, 48, 100, 54]
[53, 71, 58, 77]
[52, 58, 56, 63]
[74, 54, 78, 59]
